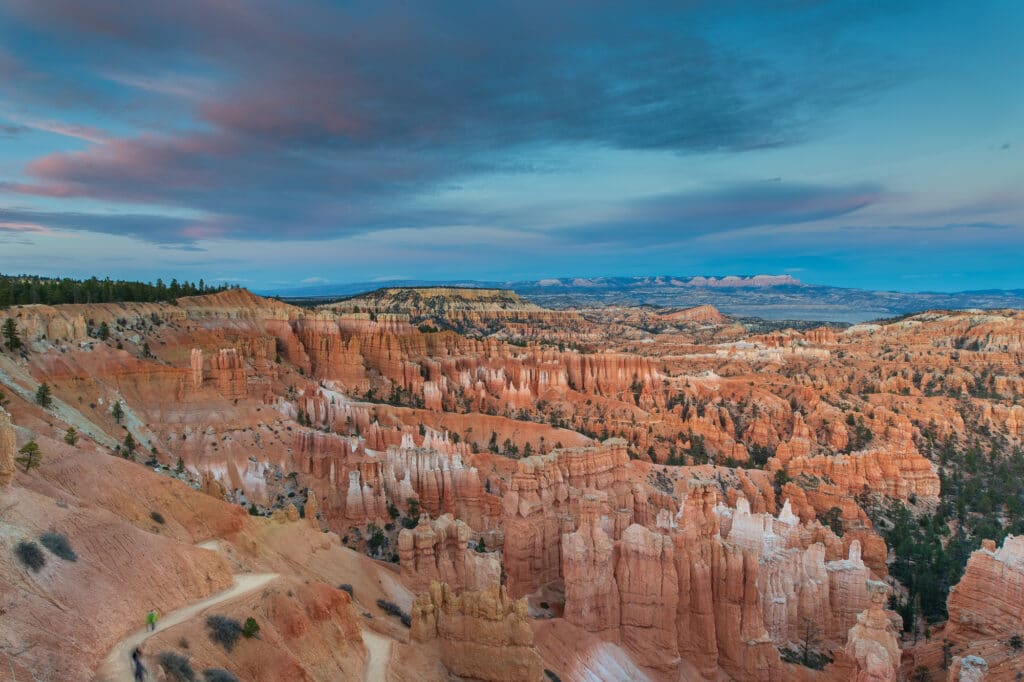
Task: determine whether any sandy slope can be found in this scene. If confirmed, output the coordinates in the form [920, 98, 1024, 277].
[361, 629, 392, 682]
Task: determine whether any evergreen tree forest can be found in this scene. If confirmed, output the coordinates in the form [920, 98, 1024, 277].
[0, 274, 231, 308]
[867, 428, 1024, 629]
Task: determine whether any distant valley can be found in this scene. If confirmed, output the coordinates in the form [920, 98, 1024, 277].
[269, 275, 1024, 323]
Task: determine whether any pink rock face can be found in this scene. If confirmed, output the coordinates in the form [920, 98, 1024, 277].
[411, 582, 544, 682]
[501, 439, 640, 596]
[616, 524, 679, 669]
[398, 513, 500, 593]
[0, 409, 15, 486]
[845, 581, 901, 682]
[188, 346, 248, 399]
[946, 535, 1024, 640]
[827, 540, 871, 640]
[562, 494, 620, 633]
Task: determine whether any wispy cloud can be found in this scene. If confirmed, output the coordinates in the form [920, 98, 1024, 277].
[8, 116, 110, 143]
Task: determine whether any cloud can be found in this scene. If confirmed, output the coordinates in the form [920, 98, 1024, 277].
[12, 117, 109, 143]
[547, 182, 883, 246]
[0, 124, 30, 137]
[0, 0, 906, 244]
[300, 276, 329, 284]
[0, 206, 213, 243]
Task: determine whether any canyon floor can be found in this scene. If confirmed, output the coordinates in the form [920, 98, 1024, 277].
[1, 287, 1023, 681]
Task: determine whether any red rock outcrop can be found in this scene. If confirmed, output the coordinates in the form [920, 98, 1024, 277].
[908, 536, 1024, 679]
[561, 492, 620, 634]
[615, 523, 679, 670]
[398, 513, 500, 592]
[411, 581, 545, 682]
[844, 580, 902, 682]
[0, 408, 15, 486]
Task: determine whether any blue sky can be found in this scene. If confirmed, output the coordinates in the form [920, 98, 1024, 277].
[0, 0, 1021, 292]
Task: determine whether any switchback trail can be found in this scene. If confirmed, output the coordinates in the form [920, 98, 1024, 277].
[94, 570, 278, 681]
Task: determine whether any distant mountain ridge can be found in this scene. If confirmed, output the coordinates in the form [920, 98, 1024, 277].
[267, 275, 1024, 323]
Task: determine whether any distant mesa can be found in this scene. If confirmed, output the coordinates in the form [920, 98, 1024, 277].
[660, 304, 728, 324]
[534, 274, 804, 289]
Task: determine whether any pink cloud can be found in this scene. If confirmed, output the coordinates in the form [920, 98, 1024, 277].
[0, 220, 52, 234]
[14, 117, 110, 143]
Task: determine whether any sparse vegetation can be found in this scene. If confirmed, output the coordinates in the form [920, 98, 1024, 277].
[338, 584, 354, 597]
[778, 617, 832, 670]
[15, 440, 41, 472]
[15, 541, 46, 572]
[2, 317, 22, 350]
[158, 651, 196, 681]
[39, 532, 77, 561]
[203, 669, 240, 682]
[205, 615, 243, 651]
[377, 599, 412, 627]
[242, 616, 260, 639]
[35, 383, 52, 408]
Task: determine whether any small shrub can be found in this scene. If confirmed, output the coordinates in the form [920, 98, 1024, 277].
[179, 637, 190, 650]
[545, 670, 562, 682]
[205, 615, 242, 652]
[377, 598, 411, 628]
[39, 532, 77, 561]
[150, 511, 166, 525]
[15, 541, 46, 572]
[203, 668, 240, 682]
[242, 616, 260, 639]
[158, 651, 196, 681]
[338, 583, 354, 597]
[1010, 634, 1023, 650]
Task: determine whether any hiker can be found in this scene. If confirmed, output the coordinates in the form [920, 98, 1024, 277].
[131, 647, 146, 682]
[146, 608, 159, 632]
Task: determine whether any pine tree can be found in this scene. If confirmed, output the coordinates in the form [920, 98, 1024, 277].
[64, 427, 78, 446]
[111, 402, 124, 423]
[2, 318, 21, 351]
[123, 433, 136, 455]
[15, 441, 41, 472]
[35, 383, 52, 408]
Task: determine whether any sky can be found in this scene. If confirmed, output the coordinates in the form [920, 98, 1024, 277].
[0, 0, 1021, 293]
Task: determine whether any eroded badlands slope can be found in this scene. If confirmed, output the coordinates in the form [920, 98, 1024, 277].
[1, 289, 1022, 680]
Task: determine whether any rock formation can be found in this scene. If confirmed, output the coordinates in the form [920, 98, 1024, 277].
[4, 289, 1024, 680]
[561, 493, 620, 634]
[398, 513, 501, 592]
[918, 535, 1024, 679]
[0, 408, 15, 486]
[948, 655, 988, 681]
[845, 580, 901, 682]
[411, 581, 545, 682]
